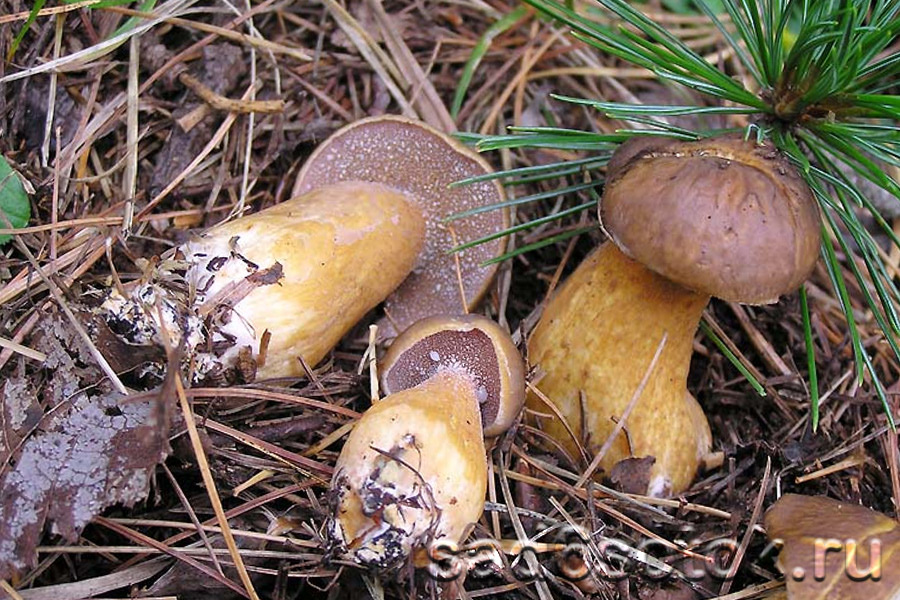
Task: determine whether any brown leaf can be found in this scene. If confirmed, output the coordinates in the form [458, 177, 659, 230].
[610, 456, 656, 495]
[0, 316, 171, 580]
[764, 494, 900, 600]
[0, 390, 170, 580]
[0, 374, 42, 463]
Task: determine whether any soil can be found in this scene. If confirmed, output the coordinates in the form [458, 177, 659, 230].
[0, 1, 897, 599]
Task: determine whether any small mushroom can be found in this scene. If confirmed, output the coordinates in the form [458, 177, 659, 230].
[380, 314, 526, 437]
[765, 494, 900, 600]
[527, 135, 821, 495]
[294, 116, 508, 339]
[328, 314, 525, 568]
[101, 181, 425, 381]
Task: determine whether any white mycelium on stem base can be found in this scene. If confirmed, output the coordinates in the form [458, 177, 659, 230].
[99, 181, 425, 382]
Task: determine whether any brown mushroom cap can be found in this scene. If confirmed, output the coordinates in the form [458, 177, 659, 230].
[379, 314, 525, 437]
[601, 135, 821, 304]
[293, 116, 508, 338]
[764, 494, 900, 600]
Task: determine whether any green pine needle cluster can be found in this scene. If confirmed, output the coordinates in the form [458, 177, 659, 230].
[452, 0, 900, 429]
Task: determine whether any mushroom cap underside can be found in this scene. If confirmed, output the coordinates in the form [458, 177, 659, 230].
[380, 314, 526, 438]
[293, 115, 508, 338]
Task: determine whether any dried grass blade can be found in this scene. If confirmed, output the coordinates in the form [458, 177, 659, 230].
[172, 375, 261, 600]
[0, 337, 46, 363]
[0, 0, 111, 25]
[0, 580, 24, 600]
[319, 0, 417, 119]
[122, 34, 140, 234]
[152, 14, 312, 61]
[187, 387, 359, 418]
[8, 558, 170, 600]
[0, 234, 105, 313]
[179, 72, 284, 113]
[368, 0, 454, 132]
[496, 457, 554, 600]
[40, 16, 63, 167]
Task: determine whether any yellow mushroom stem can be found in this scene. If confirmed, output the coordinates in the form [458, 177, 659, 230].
[329, 370, 487, 569]
[527, 241, 713, 496]
[181, 181, 425, 379]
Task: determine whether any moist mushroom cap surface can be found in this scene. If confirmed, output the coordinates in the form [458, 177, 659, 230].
[380, 314, 525, 437]
[293, 116, 508, 338]
[600, 135, 821, 304]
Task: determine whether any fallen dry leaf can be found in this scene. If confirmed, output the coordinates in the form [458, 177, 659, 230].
[0, 314, 171, 580]
[0, 374, 42, 463]
[610, 456, 656, 495]
[765, 494, 900, 600]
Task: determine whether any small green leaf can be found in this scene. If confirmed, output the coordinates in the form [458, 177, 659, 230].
[0, 156, 31, 245]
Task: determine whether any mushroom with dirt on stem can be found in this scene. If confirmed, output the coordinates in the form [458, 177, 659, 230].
[98, 116, 508, 383]
[527, 134, 821, 496]
[99, 181, 425, 382]
[328, 314, 526, 569]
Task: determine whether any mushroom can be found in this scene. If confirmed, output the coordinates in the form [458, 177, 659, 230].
[328, 314, 525, 568]
[380, 314, 526, 437]
[527, 135, 821, 496]
[765, 494, 900, 600]
[293, 116, 508, 339]
[100, 181, 425, 381]
[97, 116, 511, 383]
